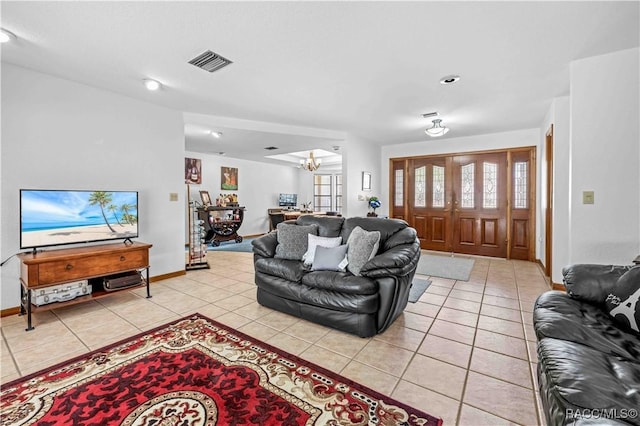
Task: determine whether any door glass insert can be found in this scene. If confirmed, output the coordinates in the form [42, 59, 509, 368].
[483, 162, 498, 209]
[514, 161, 528, 208]
[394, 169, 404, 207]
[432, 165, 445, 208]
[414, 166, 426, 207]
[461, 163, 475, 208]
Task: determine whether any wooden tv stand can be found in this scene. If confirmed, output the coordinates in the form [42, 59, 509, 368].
[18, 242, 152, 331]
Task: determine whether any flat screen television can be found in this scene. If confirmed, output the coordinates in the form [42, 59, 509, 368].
[278, 193, 297, 207]
[20, 189, 139, 250]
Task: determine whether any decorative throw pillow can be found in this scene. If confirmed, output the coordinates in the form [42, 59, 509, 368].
[275, 223, 318, 260]
[346, 226, 380, 276]
[302, 234, 342, 266]
[312, 244, 349, 271]
[604, 266, 640, 334]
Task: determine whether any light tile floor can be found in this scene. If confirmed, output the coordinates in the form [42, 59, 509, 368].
[1, 250, 549, 425]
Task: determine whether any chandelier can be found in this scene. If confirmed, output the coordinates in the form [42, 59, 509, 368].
[425, 119, 450, 137]
[300, 151, 321, 172]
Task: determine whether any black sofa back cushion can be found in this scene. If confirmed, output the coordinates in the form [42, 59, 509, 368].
[296, 215, 345, 237]
[341, 217, 408, 252]
[563, 264, 632, 305]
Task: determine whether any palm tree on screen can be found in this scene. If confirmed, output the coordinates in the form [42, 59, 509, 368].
[120, 203, 137, 225]
[108, 204, 124, 226]
[88, 191, 116, 233]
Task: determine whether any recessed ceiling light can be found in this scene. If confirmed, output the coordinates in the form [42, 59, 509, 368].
[210, 131, 222, 138]
[143, 79, 162, 91]
[0, 28, 17, 43]
[439, 75, 461, 85]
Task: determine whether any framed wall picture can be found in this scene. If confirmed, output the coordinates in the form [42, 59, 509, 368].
[362, 171, 372, 191]
[200, 190, 212, 206]
[185, 158, 202, 184]
[221, 166, 238, 190]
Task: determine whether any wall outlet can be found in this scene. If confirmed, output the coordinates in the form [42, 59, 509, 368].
[169, 192, 179, 202]
[582, 191, 594, 204]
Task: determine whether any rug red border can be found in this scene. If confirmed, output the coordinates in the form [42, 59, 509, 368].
[3, 312, 443, 425]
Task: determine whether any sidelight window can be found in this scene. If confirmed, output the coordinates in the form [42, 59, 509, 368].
[415, 166, 426, 207]
[514, 162, 528, 208]
[394, 169, 404, 207]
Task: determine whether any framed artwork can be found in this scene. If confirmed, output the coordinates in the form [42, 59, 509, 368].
[362, 171, 372, 191]
[221, 166, 238, 190]
[200, 191, 212, 206]
[185, 158, 202, 184]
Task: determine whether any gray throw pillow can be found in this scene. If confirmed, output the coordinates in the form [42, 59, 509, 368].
[346, 226, 381, 276]
[312, 244, 348, 271]
[302, 234, 343, 266]
[275, 223, 318, 260]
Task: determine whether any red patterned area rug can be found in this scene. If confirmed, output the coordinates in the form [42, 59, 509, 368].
[1, 314, 442, 425]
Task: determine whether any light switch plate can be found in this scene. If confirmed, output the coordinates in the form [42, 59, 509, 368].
[582, 191, 594, 204]
[169, 192, 179, 202]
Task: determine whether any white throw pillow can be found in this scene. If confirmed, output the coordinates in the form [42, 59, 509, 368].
[302, 234, 343, 266]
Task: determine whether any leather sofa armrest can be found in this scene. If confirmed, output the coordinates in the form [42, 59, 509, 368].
[252, 232, 278, 258]
[562, 263, 632, 305]
[360, 239, 420, 279]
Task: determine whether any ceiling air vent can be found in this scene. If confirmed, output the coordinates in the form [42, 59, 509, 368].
[264, 146, 279, 151]
[188, 50, 233, 73]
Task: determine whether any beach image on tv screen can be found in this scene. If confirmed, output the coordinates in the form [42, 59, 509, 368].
[21, 190, 138, 249]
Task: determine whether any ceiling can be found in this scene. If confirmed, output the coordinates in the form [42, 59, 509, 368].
[2, 1, 638, 167]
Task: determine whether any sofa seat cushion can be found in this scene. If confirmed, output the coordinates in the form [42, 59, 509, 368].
[301, 271, 378, 295]
[538, 337, 640, 426]
[255, 258, 307, 282]
[534, 291, 640, 361]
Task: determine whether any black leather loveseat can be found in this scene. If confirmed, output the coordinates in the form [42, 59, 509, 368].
[534, 264, 640, 426]
[251, 216, 420, 337]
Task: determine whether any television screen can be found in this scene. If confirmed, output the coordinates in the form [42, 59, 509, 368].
[278, 193, 297, 207]
[20, 190, 139, 250]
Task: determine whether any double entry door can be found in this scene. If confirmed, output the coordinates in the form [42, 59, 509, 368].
[391, 149, 533, 260]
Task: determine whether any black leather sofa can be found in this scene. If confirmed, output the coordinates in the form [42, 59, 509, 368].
[251, 216, 420, 337]
[534, 264, 640, 426]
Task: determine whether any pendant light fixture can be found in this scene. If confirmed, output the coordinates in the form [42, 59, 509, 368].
[425, 119, 450, 137]
[300, 151, 321, 172]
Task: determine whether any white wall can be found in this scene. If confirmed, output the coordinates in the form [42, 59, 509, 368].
[1, 64, 185, 310]
[568, 47, 640, 264]
[185, 151, 299, 235]
[343, 136, 381, 217]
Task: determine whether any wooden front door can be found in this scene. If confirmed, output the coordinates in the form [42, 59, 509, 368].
[451, 152, 507, 258]
[392, 148, 534, 260]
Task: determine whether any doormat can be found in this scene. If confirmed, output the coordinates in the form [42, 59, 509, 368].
[416, 253, 475, 281]
[1, 314, 443, 426]
[409, 278, 432, 303]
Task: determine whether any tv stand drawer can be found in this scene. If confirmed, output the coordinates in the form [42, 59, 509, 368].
[36, 249, 148, 285]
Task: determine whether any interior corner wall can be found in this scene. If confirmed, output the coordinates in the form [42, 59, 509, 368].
[342, 136, 381, 217]
[185, 151, 299, 236]
[540, 96, 570, 284]
[1, 64, 185, 310]
[569, 47, 640, 264]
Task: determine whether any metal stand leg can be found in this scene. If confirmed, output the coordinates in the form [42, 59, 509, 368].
[145, 267, 152, 299]
[21, 284, 34, 331]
